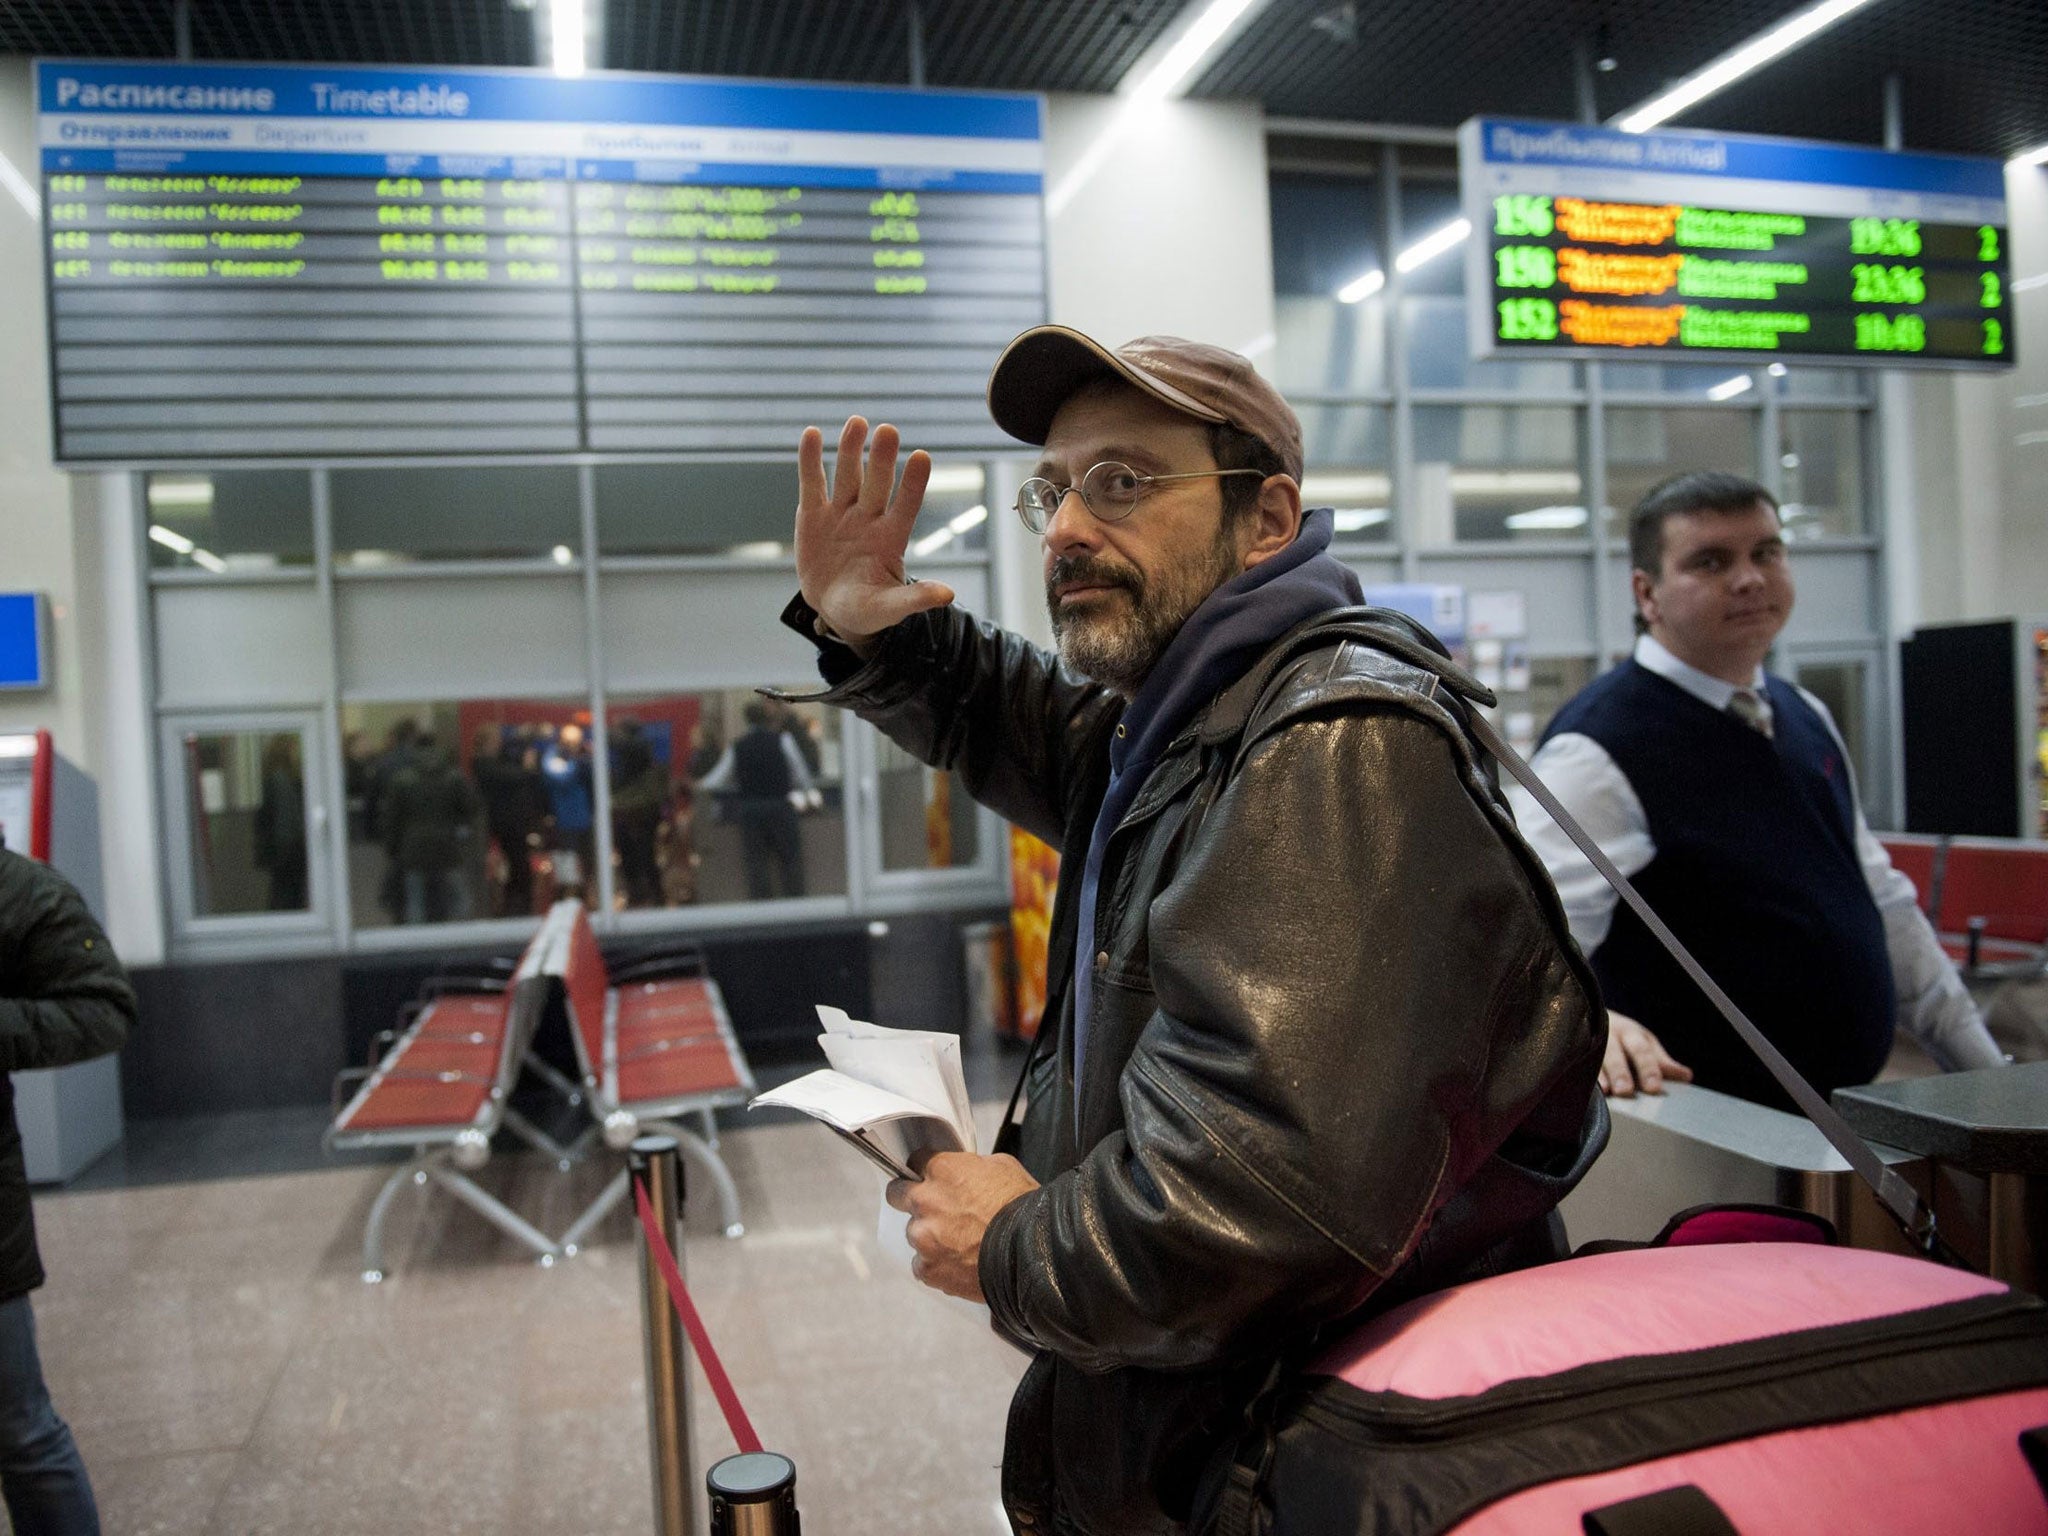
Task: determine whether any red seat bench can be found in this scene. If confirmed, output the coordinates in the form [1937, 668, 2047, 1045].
[1878, 832, 2048, 979]
[327, 903, 581, 1280]
[544, 902, 753, 1250]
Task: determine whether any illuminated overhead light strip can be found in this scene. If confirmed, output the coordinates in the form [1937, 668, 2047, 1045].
[911, 504, 990, 558]
[2012, 142, 2048, 168]
[148, 524, 196, 555]
[2013, 273, 2048, 295]
[190, 549, 229, 574]
[549, 0, 589, 78]
[925, 465, 986, 496]
[1614, 0, 1885, 133]
[0, 149, 38, 221]
[1121, 0, 1272, 104]
[1503, 505, 1590, 531]
[1707, 374, 1756, 400]
[1337, 217, 1471, 304]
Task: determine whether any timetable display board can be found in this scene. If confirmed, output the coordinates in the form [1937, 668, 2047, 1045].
[1459, 119, 2014, 368]
[36, 61, 1046, 461]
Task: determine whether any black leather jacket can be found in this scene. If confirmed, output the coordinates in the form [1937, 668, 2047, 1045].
[787, 599, 1606, 1536]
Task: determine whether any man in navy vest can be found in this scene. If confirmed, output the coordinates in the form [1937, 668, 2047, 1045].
[1508, 471, 2004, 1109]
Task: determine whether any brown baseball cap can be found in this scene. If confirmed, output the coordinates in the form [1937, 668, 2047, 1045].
[986, 325, 1304, 481]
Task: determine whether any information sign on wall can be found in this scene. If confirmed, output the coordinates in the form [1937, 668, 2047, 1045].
[36, 61, 1046, 461]
[1460, 118, 2013, 368]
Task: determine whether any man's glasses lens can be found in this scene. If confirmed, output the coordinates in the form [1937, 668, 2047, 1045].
[1014, 463, 1148, 534]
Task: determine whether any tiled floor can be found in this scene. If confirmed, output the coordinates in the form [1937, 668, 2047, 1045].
[22, 1106, 1029, 1535]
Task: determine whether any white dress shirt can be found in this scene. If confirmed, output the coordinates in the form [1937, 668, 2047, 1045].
[1505, 634, 2005, 1072]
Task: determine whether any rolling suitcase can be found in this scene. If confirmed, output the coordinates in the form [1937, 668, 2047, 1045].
[1193, 690, 2048, 1536]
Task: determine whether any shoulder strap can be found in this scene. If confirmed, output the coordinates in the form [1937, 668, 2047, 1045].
[1466, 709, 1950, 1262]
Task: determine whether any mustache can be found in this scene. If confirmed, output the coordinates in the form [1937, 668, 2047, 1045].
[1045, 554, 1142, 602]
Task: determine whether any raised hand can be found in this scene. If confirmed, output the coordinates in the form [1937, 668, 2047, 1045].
[795, 417, 956, 653]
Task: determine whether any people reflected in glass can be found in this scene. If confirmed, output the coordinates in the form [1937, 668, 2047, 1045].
[252, 733, 307, 911]
[608, 718, 669, 909]
[471, 724, 547, 917]
[379, 732, 480, 924]
[541, 722, 597, 905]
[696, 700, 819, 900]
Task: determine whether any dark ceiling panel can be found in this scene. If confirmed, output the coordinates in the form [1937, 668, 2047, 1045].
[2, 0, 2042, 159]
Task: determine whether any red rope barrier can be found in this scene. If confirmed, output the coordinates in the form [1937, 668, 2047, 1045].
[633, 1174, 763, 1456]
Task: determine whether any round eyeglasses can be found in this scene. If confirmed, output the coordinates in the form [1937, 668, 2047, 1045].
[1013, 462, 1266, 535]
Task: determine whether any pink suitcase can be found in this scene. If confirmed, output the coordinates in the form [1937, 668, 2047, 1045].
[1200, 1212, 2048, 1535]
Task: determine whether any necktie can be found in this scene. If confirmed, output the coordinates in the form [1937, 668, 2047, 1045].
[1727, 688, 1774, 740]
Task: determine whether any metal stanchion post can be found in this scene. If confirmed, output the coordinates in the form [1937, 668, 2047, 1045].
[707, 1451, 801, 1535]
[631, 1133, 697, 1536]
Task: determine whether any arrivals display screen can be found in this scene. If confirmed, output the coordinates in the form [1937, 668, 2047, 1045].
[1460, 119, 2013, 368]
[36, 62, 1046, 461]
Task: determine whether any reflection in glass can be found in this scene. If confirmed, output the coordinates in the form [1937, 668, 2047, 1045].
[877, 734, 978, 873]
[1269, 172, 1386, 397]
[331, 466, 580, 565]
[342, 698, 586, 929]
[1794, 660, 1869, 788]
[147, 470, 314, 573]
[1412, 406, 1582, 543]
[1605, 408, 1760, 539]
[679, 691, 846, 904]
[181, 729, 310, 916]
[1779, 411, 1865, 540]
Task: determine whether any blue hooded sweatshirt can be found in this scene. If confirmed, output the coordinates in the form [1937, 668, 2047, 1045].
[1068, 507, 1363, 1107]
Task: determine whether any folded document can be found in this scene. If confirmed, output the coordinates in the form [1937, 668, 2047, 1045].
[750, 1005, 977, 1180]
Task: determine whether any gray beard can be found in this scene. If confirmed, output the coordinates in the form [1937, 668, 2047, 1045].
[1047, 531, 1241, 697]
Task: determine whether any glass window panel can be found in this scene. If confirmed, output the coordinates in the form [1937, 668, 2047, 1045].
[1778, 365, 1872, 401]
[1778, 411, 1867, 540]
[1299, 406, 1391, 545]
[177, 728, 310, 915]
[1600, 361, 1770, 398]
[1269, 172, 1386, 396]
[1411, 405, 1583, 543]
[876, 734, 978, 873]
[1402, 294, 1579, 393]
[1792, 660, 1870, 789]
[342, 697, 587, 929]
[675, 690, 847, 903]
[146, 470, 313, 572]
[598, 459, 987, 559]
[1604, 407, 1760, 538]
[331, 466, 580, 566]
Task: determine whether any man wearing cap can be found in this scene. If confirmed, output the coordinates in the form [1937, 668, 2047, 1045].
[783, 327, 1604, 1535]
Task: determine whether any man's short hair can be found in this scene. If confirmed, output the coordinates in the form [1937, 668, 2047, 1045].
[1211, 421, 1287, 530]
[1627, 471, 1780, 633]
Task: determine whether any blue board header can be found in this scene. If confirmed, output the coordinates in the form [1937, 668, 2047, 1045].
[36, 59, 1045, 190]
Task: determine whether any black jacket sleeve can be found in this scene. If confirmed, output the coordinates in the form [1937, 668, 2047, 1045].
[0, 853, 136, 1074]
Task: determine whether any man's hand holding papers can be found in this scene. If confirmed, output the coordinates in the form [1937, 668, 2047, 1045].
[885, 1149, 1038, 1302]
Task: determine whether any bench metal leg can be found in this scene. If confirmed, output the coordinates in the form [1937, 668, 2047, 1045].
[559, 1168, 630, 1256]
[648, 1117, 745, 1239]
[424, 1162, 563, 1264]
[361, 1154, 431, 1283]
[502, 1105, 587, 1171]
[697, 1106, 719, 1151]
[523, 1049, 585, 1109]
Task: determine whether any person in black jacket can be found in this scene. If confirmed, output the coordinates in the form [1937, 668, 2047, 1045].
[0, 839, 135, 1535]
[786, 327, 1603, 1535]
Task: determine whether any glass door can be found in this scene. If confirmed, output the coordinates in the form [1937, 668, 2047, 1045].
[160, 711, 335, 946]
[849, 722, 1006, 901]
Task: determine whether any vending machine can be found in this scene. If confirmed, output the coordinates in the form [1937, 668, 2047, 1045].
[1899, 620, 2048, 841]
[0, 730, 126, 1182]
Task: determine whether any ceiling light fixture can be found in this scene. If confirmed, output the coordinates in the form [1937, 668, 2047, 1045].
[1335, 218, 1470, 304]
[2011, 142, 2048, 168]
[148, 525, 197, 555]
[548, 0, 589, 78]
[1614, 0, 1883, 133]
[0, 149, 38, 221]
[1122, 0, 1274, 104]
[912, 504, 990, 558]
[1707, 374, 1755, 400]
[1336, 268, 1384, 305]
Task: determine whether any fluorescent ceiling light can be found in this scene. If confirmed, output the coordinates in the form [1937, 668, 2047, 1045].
[550, 544, 575, 565]
[1331, 508, 1390, 532]
[1504, 505, 1589, 531]
[0, 150, 38, 221]
[1397, 218, 1472, 273]
[148, 524, 196, 555]
[1121, 0, 1272, 104]
[1337, 268, 1385, 305]
[1332, 217, 1469, 302]
[1708, 374, 1755, 400]
[549, 0, 588, 77]
[147, 476, 214, 510]
[1615, 0, 1883, 133]
[190, 549, 229, 574]
[729, 541, 785, 559]
[2013, 142, 2048, 168]
[912, 504, 989, 557]
[1302, 471, 1393, 502]
[2013, 273, 2048, 294]
[925, 465, 986, 495]
[1451, 470, 1583, 496]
